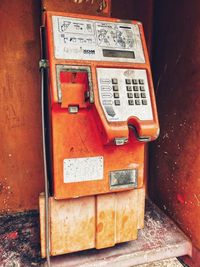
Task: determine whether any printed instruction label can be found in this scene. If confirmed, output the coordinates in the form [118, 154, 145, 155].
[63, 156, 104, 183]
[52, 16, 145, 63]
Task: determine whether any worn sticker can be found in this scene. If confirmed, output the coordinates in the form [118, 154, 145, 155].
[63, 156, 103, 183]
[52, 16, 145, 63]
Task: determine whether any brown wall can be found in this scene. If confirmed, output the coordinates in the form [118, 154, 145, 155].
[0, 0, 44, 213]
[111, 0, 154, 57]
[150, 0, 200, 249]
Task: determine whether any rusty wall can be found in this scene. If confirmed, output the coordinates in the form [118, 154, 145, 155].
[0, 0, 44, 213]
[111, 0, 154, 57]
[150, 0, 200, 249]
[42, 0, 111, 16]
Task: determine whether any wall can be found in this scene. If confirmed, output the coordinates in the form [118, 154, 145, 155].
[111, 0, 154, 57]
[150, 0, 200, 249]
[0, 0, 44, 213]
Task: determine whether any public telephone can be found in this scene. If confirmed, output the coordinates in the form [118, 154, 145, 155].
[39, 11, 159, 258]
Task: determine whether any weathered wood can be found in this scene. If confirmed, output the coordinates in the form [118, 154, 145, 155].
[39, 187, 145, 257]
[42, 200, 191, 266]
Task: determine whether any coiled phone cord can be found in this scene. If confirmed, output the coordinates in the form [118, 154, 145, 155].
[40, 64, 51, 267]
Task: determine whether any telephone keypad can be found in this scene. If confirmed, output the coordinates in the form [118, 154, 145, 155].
[97, 68, 153, 121]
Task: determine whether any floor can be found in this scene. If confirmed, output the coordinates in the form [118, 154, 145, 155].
[0, 200, 191, 267]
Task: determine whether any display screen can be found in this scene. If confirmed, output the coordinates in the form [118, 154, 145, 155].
[103, 49, 135, 59]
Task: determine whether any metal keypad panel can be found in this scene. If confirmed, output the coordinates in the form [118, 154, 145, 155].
[97, 68, 153, 122]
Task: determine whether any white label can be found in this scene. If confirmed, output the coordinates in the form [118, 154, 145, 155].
[52, 16, 145, 63]
[63, 156, 103, 183]
[97, 68, 153, 122]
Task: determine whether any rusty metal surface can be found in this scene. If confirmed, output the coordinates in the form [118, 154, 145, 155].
[0, 200, 190, 266]
[149, 0, 200, 250]
[42, 0, 111, 17]
[0, 0, 44, 212]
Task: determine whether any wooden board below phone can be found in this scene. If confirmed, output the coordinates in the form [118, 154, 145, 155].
[39, 187, 145, 257]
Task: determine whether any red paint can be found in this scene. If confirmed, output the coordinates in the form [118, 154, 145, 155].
[7, 231, 18, 239]
[177, 194, 185, 204]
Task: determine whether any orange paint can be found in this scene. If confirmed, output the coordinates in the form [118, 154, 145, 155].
[44, 11, 159, 199]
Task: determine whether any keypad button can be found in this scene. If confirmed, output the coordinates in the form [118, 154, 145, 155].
[114, 100, 120, 106]
[126, 86, 132, 91]
[127, 93, 133, 98]
[134, 93, 140, 98]
[114, 93, 119, 98]
[139, 79, 144, 84]
[113, 85, 119, 91]
[135, 100, 141, 105]
[112, 78, 118, 84]
[125, 79, 131, 84]
[101, 86, 111, 91]
[140, 86, 145, 91]
[103, 100, 113, 105]
[102, 93, 112, 98]
[141, 93, 146, 98]
[133, 86, 139, 91]
[128, 100, 134, 105]
[142, 99, 147, 105]
[100, 78, 110, 84]
[132, 79, 138, 84]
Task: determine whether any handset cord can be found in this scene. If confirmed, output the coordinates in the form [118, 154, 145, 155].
[40, 63, 51, 267]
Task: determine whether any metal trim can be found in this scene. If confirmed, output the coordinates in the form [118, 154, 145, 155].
[56, 65, 94, 104]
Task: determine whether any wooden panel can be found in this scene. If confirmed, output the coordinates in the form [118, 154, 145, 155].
[116, 190, 138, 243]
[96, 194, 116, 249]
[111, 0, 154, 57]
[0, 0, 44, 212]
[42, 0, 111, 17]
[149, 0, 200, 249]
[39, 188, 145, 256]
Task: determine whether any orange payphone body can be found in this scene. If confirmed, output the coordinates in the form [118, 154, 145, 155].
[39, 12, 159, 257]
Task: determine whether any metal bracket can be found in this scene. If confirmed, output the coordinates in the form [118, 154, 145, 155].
[39, 59, 49, 70]
[128, 124, 151, 142]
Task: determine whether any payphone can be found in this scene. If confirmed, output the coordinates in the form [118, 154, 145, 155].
[39, 11, 159, 258]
